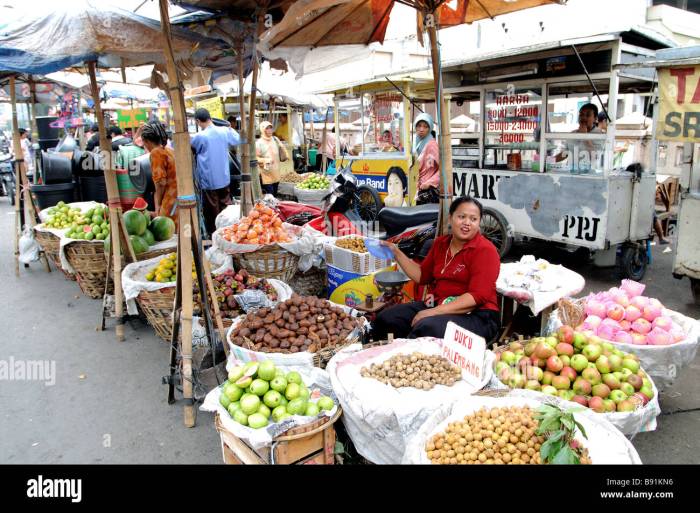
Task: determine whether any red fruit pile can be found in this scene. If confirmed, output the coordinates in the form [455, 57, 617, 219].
[220, 203, 292, 245]
[211, 268, 278, 318]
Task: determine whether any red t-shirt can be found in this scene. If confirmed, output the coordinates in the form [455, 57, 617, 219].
[419, 233, 500, 312]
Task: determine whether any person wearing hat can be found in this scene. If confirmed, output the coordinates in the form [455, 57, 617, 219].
[413, 113, 440, 204]
[256, 120, 288, 196]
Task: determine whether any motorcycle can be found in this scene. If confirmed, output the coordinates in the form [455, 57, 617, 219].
[314, 162, 511, 259]
[0, 153, 16, 205]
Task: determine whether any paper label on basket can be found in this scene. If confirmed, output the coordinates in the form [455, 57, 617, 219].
[365, 238, 394, 260]
[234, 289, 274, 312]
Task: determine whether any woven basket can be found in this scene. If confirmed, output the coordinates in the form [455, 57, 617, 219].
[136, 287, 176, 342]
[233, 245, 299, 282]
[312, 335, 359, 368]
[65, 241, 111, 299]
[289, 267, 327, 297]
[34, 228, 76, 281]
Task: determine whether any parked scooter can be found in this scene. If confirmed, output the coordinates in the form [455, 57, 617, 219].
[317, 163, 511, 259]
[0, 153, 16, 205]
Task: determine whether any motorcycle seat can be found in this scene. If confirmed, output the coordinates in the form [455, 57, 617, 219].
[379, 204, 439, 236]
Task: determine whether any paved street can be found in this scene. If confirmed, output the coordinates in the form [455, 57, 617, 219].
[0, 199, 698, 464]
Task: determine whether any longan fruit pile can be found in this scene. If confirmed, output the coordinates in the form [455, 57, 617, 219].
[335, 237, 367, 253]
[425, 406, 544, 465]
[360, 353, 462, 390]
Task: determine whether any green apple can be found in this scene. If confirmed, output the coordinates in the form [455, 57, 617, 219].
[250, 378, 270, 397]
[286, 371, 302, 385]
[285, 382, 301, 401]
[622, 358, 640, 374]
[270, 376, 288, 393]
[248, 412, 268, 429]
[263, 390, 282, 409]
[272, 405, 288, 422]
[240, 393, 261, 415]
[233, 410, 249, 426]
[257, 403, 271, 419]
[257, 360, 276, 381]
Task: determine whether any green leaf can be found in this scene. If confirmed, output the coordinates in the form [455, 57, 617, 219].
[560, 416, 574, 431]
[334, 441, 345, 455]
[551, 446, 580, 465]
[574, 420, 588, 440]
[537, 416, 562, 435]
[540, 431, 565, 462]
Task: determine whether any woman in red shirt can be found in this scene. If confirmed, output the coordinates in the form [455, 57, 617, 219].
[372, 196, 500, 342]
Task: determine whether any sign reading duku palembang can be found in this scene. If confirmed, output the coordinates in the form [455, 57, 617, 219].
[657, 65, 700, 142]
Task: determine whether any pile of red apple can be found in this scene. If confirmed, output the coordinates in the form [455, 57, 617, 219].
[494, 325, 655, 413]
[579, 279, 686, 346]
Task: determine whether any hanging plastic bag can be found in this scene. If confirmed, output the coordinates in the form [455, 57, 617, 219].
[19, 227, 40, 263]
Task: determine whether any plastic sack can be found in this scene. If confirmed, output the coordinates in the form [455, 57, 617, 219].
[226, 302, 368, 369]
[326, 338, 495, 464]
[594, 309, 700, 390]
[402, 395, 642, 464]
[496, 256, 586, 315]
[200, 366, 339, 450]
[19, 227, 40, 263]
[487, 373, 661, 437]
[215, 204, 241, 230]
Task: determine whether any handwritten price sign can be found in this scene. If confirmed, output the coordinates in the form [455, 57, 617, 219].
[442, 322, 486, 388]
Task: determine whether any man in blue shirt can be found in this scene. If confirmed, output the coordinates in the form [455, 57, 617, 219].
[191, 108, 242, 236]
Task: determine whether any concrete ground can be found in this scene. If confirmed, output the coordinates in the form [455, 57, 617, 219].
[0, 199, 698, 464]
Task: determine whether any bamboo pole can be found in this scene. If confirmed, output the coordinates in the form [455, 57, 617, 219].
[87, 61, 134, 342]
[10, 76, 24, 277]
[427, 18, 453, 236]
[247, 6, 268, 202]
[237, 40, 253, 216]
[158, 0, 197, 427]
[28, 76, 40, 183]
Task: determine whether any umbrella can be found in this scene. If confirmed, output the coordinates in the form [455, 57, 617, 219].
[261, 0, 567, 233]
[0, 0, 224, 343]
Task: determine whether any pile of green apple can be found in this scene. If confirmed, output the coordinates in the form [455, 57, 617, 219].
[494, 325, 655, 413]
[219, 360, 336, 429]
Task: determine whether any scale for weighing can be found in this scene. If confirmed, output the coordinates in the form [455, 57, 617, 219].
[373, 270, 410, 307]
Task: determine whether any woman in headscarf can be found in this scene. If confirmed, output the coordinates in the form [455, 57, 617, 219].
[255, 120, 288, 196]
[141, 121, 177, 223]
[413, 113, 440, 205]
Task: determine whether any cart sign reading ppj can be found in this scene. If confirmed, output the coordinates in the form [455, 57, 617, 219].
[442, 322, 486, 388]
[657, 65, 700, 142]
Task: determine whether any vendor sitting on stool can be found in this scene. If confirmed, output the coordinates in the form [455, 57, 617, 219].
[371, 196, 500, 342]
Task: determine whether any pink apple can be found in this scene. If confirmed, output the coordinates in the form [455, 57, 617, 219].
[606, 303, 625, 321]
[560, 366, 577, 382]
[630, 296, 650, 310]
[652, 316, 673, 331]
[583, 315, 603, 331]
[621, 279, 646, 297]
[643, 304, 662, 322]
[646, 328, 673, 346]
[624, 305, 642, 322]
[613, 293, 630, 308]
[669, 324, 686, 342]
[631, 318, 652, 335]
[585, 299, 606, 318]
[614, 331, 634, 344]
[546, 355, 564, 373]
[619, 319, 631, 332]
[630, 333, 647, 345]
[596, 324, 616, 342]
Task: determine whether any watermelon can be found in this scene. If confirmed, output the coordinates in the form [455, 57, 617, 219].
[142, 229, 155, 246]
[149, 216, 176, 242]
[129, 235, 149, 255]
[133, 197, 148, 211]
[124, 209, 148, 236]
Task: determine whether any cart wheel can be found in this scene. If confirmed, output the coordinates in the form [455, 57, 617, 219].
[691, 278, 700, 306]
[354, 185, 382, 223]
[481, 207, 512, 258]
[618, 243, 648, 281]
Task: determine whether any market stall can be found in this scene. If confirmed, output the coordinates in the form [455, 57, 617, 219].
[443, 32, 664, 278]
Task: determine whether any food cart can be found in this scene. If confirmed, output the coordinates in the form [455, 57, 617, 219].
[625, 46, 700, 304]
[323, 75, 435, 208]
[441, 30, 666, 279]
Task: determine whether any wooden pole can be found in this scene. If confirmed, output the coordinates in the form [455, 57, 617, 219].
[158, 0, 197, 427]
[10, 76, 24, 277]
[247, 6, 268, 202]
[427, 18, 453, 236]
[28, 76, 40, 182]
[237, 40, 253, 216]
[87, 61, 134, 342]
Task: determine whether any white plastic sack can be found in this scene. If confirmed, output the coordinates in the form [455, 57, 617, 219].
[402, 395, 642, 464]
[205, 241, 230, 270]
[121, 255, 292, 316]
[496, 256, 586, 315]
[327, 338, 495, 464]
[215, 204, 241, 230]
[19, 227, 40, 263]
[293, 184, 331, 205]
[200, 366, 339, 451]
[226, 302, 368, 369]
[487, 375, 661, 437]
[596, 309, 700, 390]
[277, 181, 296, 197]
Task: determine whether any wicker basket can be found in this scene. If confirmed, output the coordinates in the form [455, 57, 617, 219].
[233, 245, 300, 282]
[312, 335, 360, 368]
[65, 241, 111, 299]
[136, 287, 176, 342]
[34, 228, 76, 281]
[289, 267, 327, 297]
